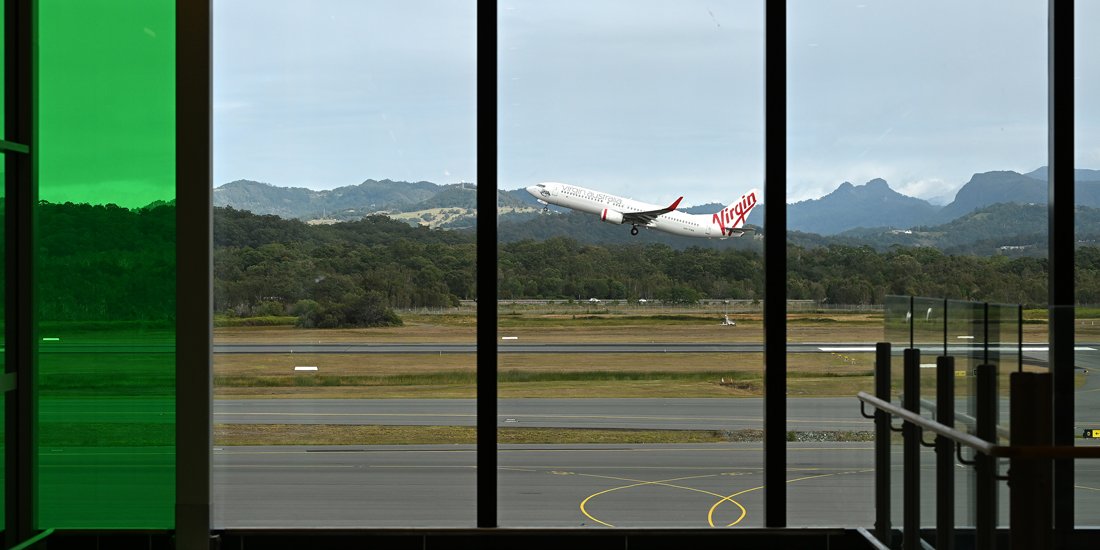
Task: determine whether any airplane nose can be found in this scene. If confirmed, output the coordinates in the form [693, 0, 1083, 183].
[525, 185, 540, 196]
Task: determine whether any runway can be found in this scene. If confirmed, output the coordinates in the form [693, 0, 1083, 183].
[208, 387, 1100, 528]
[214, 342, 829, 354]
[214, 397, 872, 431]
[32, 338, 1100, 527]
[210, 442, 1100, 528]
[212, 442, 878, 528]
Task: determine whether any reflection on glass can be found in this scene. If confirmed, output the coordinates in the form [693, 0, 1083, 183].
[212, 0, 477, 527]
[35, 0, 176, 528]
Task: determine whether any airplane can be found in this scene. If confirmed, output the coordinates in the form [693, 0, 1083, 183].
[525, 182, 760, 238]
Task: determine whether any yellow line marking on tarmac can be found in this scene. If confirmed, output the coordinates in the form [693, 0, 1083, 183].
[578, 473, 748, 528]
[1075, 484, 1100, 492]
[708, 469, 873, 527]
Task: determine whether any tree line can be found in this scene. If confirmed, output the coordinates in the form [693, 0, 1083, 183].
[16, 203, 1094, 329]
[213, 206, 1057, 312]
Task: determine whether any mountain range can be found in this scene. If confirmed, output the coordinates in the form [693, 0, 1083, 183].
[213, 167, 1100, 245]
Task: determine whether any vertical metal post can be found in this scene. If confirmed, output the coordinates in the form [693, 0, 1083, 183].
[5, 0, 36, 545]
[874, 343, 892, 545]
[903, 348, 920, 550]
[476, 3, 499, 529]
[936, 356, 955, 550]
[762, 0, 787, 528]
[975, 363, 998, 550]
[1010, 372, 1053, 550]
[176, 1, 213, 548]
[1048, 0, 1076, 543]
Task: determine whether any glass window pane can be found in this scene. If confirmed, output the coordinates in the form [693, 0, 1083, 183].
[788, 0, 1046, 529]
[36, 0, 175, 528]
[212, 1, 478, 527]
[499, 0, 765, 527]
[1075, 0, 1100, 528]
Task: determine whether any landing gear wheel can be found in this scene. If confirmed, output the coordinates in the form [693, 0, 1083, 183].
[630, 226, 639, 236]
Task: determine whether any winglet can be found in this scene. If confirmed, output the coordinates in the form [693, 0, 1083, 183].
[667, 196, 683, 211]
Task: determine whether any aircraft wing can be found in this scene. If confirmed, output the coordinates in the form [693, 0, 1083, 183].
[621, 196, 683, 225]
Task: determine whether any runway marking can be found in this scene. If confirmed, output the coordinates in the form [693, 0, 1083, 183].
[577, 473, 748, 528]
[216, 412, 476, 417]
[217, 465, 355, 469]
[214, 449, 478, 456]
[708, 469, 873, 527]
[1075, 484, 1100, 492]
[499, 467, 539, 473]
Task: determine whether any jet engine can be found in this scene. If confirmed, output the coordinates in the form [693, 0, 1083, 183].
[600, 209, 624, 225]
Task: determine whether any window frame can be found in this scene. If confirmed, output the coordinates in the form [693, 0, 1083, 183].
[0, 0, 1082, 545]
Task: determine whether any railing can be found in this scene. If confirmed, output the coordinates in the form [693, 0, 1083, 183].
[862, 334, 1100, 550]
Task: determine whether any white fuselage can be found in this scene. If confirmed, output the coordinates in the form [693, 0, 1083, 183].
[527, 182, 747, 239]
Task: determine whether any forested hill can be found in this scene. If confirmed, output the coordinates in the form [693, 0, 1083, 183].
[211, 206, 1066, 311]
[23, 202, 1100, 330]
[36, 202, 176, 325]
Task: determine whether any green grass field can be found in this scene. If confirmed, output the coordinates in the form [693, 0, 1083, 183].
[213, 306, 1076, 399]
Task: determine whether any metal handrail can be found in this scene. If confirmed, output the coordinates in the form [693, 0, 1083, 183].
[918, 397, 1011, 441]
[856, 527, 891, 550]
[858, 392, 1100, 459]
[10, 528, 54, 550]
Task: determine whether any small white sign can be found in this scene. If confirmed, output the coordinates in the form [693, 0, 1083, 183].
[502, 336, 518, 340]
[294, 366, 318, 371]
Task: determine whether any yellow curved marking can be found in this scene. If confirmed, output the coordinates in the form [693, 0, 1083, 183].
[577, 473, 748, 528]
[1075, 484, 1100, 492]
[708, 469, 873, 527]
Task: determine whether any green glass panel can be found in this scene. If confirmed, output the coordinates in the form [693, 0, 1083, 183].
[36, 0, 174, 529]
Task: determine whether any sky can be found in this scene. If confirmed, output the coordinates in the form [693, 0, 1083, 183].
[214, 0, 1098, 207]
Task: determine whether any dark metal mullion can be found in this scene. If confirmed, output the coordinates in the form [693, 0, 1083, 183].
[175, 1, 213, 547]
[762, 0, 786, 528]
[476, 3, 498, 529]
[1048, 0, 1075, 542]
[6, 0, 36, 545]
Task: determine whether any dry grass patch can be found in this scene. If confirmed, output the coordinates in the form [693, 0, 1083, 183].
[213, 351, 876, 399]
[214, 424, 874, 446]
[215, 353, 474, 377]
[215, 424, 756, 446]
